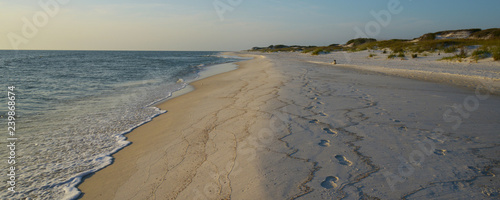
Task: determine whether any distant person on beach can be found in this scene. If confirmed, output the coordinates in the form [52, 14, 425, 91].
[332, 60, 337, 65]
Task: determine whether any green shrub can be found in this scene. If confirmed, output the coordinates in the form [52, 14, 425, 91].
[369, 53, 377, 58]
[388, 54, 396, 59]
[439, 55, 464, 62]
[411, 47, 425, 53]
[440, 56, 455, 61]
[471, 49, 491, 61]
[303, 49, 313, 54]
[392, 48, 404, 53]
[356, 47, 369, 51]
[311, 48, 330, 55]
[439, 50, 467, 62]
[311, 49, 322, 55]
[411, 54, 418, 58]
[346, 38, 377, 46]
[382, 49, 387, 54]
[492, 47, 500, 61]
[420, 33, 436, 41]
[470, 28, 500, 40]
[457, 47, 468, 58]
[397, 52, 405, 58]
[444, 46, 457, 53]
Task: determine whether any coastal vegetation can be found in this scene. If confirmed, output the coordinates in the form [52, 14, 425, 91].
[439, 47, 469, 62]
[492, 46, 500, 61]
[250, 28, 500, 61]
[471, 48, 491, 61]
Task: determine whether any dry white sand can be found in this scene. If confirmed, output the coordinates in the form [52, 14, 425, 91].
[78, 51, 500, 199]
[298, 50, 500, 94]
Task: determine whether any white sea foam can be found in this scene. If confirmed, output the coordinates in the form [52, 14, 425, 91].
[58, 61, 242, 200]
[60, 108, 166, 200]
[0, 51, 244, 200]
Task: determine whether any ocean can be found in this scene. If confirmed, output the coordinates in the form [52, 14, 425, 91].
[0, 50, 244, 199]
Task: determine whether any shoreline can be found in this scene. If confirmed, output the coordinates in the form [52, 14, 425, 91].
[158, 62, 241, 103]
[1, 51, 249, 200]
[77, 54, 286, 199]
[67, 57, 243, 200]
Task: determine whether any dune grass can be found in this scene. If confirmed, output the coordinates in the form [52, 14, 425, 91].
[471, 48, 491, 61]
[492, 47, 500, 61]
[356, 39, 500, 53]
[249, 35, 500, 61]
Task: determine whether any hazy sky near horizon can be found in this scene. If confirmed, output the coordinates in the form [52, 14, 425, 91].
[1, 0, 499, 51]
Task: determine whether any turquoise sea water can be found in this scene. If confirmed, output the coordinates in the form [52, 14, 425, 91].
[0, 50, 242, 199]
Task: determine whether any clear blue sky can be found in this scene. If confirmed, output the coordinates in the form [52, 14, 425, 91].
[1, 0, 499, 51]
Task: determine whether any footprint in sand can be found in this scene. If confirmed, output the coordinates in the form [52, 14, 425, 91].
[311, 97, 318, 100]
[323, 128, 337, 135]
[319, 140, 330, 147]
[317, 102, 325, 105]
[334, 155, 353, 166]
[319, 112, 328, 117]
[306, 106, 316, 110]
[391, 119, 402, 123]
[434, 149, 447, 155]
[309, 119, 319, 124]
[468, 166, 493, 176]
[321, 176, 339, 189]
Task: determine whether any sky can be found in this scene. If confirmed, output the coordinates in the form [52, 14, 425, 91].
[1, 0, 499, 51]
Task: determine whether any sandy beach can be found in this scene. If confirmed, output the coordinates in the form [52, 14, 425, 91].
[4, 1, 499, 199]
[78, 52, 500, 199]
